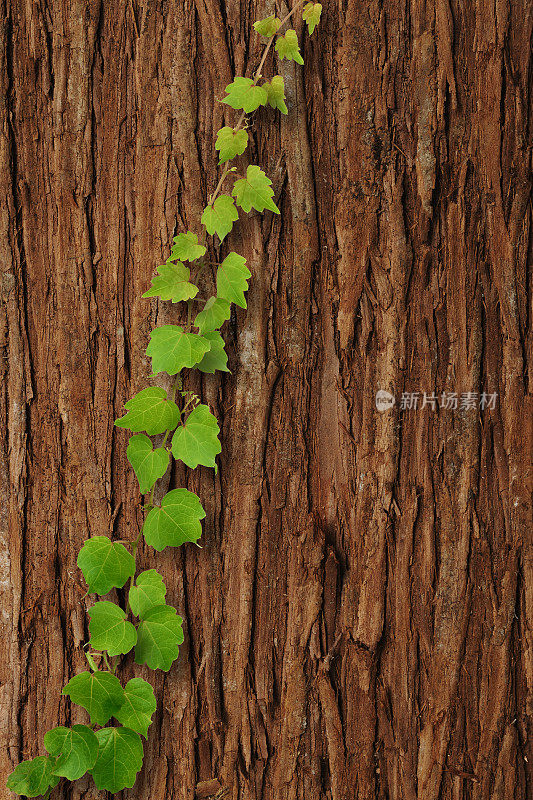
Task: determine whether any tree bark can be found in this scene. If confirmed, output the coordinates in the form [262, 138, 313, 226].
[1, 1, 532, 799]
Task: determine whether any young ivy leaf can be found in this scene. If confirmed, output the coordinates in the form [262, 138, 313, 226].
[88, 601, 138, 657]
[77, 536, 135, 595]
[196, 331, 230, 374]
[194, 296, 231, 334]
[44, 725, 99, 781]
[6, 757, 59, 798]
[147, 326, 212, 376]
[143, 488, 206, 552]
[303, 2, 322, 34]
[232, 165, 280, 214]
[221, 76, 268, 113]
[215, 126, 248, 164]
[62, 671, 125, 726]
[275, 29, 304, 64]
[134, 605, 184, 671]
[115, 386, 180, 436]
[170, 231, 206, 262]
[171, 404, 221, 470]
[127, 434, 169, 495]
[90, 727, 144, 793]
[142, 261, 198, 303]
[114, 678, 157, 738]
[129, 569, 167, 617]
[253, 15, 281, 37]
[201, 194, 239, 241]
[263, 75, 288, 114]
[216, 252, 251, 309]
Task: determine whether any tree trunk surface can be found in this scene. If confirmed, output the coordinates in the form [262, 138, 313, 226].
[1, 1, 531, 799]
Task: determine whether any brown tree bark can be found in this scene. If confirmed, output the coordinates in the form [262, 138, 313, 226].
[1, 1, 532, 799]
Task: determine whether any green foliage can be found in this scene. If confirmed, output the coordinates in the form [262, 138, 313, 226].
[263, 75, 288, 114]
[201, 194, 239, 240]
[196, 331, 230, 374]
[114, 678, 157, 738]
[129, 569, 167, 617]
[194, 296, 231, 333]
[215, 126, 248, 164]
[115, 387, 180, 436]
[232, 165, 280, 214]
[170, 231, 206, 262]
[62, 671, 125, 726]
[303, 2, 322, 34]
[221, 76, 268, 112]
[147, 325, 212, 376]
[216, 252, 251, 308]
[44, 725, 98, 781]
[134, 605, 184, 671]
[127, 433, 169, 495]
[77, 536, 135, 595]
[275, 29, 304, 64]
[143, 488, 206, 551]
[7, 757, 59, 797]
[171, 404, 221, 469]
[253, 15, 281, 37]
[88, 601, 137, 656]
[91, 727, 143, 792]
[142, 260, 198, 303]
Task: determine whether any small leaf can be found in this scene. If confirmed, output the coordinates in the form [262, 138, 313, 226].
[216, 252, 251, 309]
[115, 387, 180, 436]
[253, 15, 281, 37]
[135, 604, 184, 671]
[90, 727, 143, 793]
[129, 569, 167, 617]
[302, 2, 322, 34]
[263, 75, 288, 114]
[62, 671, 125, 726]
[170, 231, 206, 262]
[44, 725, 99, 781]
[221, 76, 268, 113]
[142, 261, 198, 303]
[194, 296, 231, 333]
[171, 404, 221, 470]
[88, 601, 138, 657]
[215, 126, 248, 164]
[201, 195, 239, 241]
[77, 536, 135, 595]
[7, 757, 58, 798]
[196, 331, 230, 374]
[114, 678, 157, 738]
[275, 29, 304, 64]
[143, 488, 206, 552]
[147, 326, 212, 376]
[232, 164, 280, 214]
[127, 434, 169, 495]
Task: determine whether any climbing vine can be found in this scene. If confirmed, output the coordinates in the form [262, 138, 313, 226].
[7, 2, 321, 796]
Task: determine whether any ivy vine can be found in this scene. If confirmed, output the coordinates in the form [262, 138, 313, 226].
[7, 2, 322, 796]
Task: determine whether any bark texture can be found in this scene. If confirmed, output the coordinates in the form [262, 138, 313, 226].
[1, 1, 532, 799]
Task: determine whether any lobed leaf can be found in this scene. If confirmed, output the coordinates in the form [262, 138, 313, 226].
[114, 678, 157, 738]
[115, 386, 180, 436]
[77, 536, 135, 595]
[221, 76, 268, 113]
[147, 325, 212, 376]
[171, 404, 221, 470]
[44, 725, 99, 781]
[134, 605, 184, 671]
[194, 296, 231, 334]
[62, 671, 125, 726]
[142, 260, 198, 303]
[170, 231, 206, 262]
[275, 29, 304, 64]
[201, 195, 239, 241]
[215, 126, 248, 164]
[90, 727, 143, 793]
[6, 757, 59, 798]
[88, 601, 138, 657]
[232, 164, 280, 214]
[129, 569, 167, 617]
[253, 15, 281, 37]
[143, 488, 206, 552]
[216, 252, 251, 309]
[127, 434, 169, 495]
[263, 75, 288, 114]
[303, 2, 322, 34]
[196, 331, 230, 374]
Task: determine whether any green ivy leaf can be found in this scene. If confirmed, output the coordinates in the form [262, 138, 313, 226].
[216, 252, 251, 309]
[90, 727, 143, 793]
[142, 261, 198, 303]
[253, 15, 281, 37]
[201, 195, 239, 241]
[115, 387, 180, 436]
[215, 127, 248, 164]
[275, 29, 304, 64]
[232, 165, 280, 214]
[134, 605, 184, 671]
[7, 757, 59, 798]
[303, 2, 322, 34]
[77, 536, 135, 595]
[171, 404, 221, 469]
[221, 76, 268, 113]
[170, 231, 206, 262]
[147, 326, 212, 376]
[114, 678, 157, 738]
[129, 569, 167, 617]
[44, 725, 98, 781]
[143, 488, 206, 552]
[263, 75, 288, 114]
[127, 434, 169, 495]
[194, 296, 231, 333]
[62, 671, 125, 726]
[196, 331, 230, 374]
[88, 601, 138, 657]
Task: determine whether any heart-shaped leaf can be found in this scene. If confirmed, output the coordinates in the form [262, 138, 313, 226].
[44, 725, 99, 781]
[115, 387, 180, 435]
[143, 489, 206, 552]
[127, 434, 169, 495]
[77, 536, 135, 595]
[171, 404, 221, 469]
[88, 601, 137, 656]
[114, 678, 157, 737]
[62, 671, 125, 726]
[129, 569, 167, 617]
[135, 605, 184, 671]
[90, 727, 143, 792]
